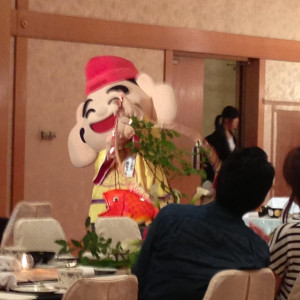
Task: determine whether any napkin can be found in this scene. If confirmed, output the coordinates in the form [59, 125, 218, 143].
[77, 265, 96, 277]
[0, 255, 22, 271]
[0, 272, 17, 291]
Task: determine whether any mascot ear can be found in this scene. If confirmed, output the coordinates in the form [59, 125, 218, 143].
[137, 73, 177, 125]
[68, 102, 98, 167]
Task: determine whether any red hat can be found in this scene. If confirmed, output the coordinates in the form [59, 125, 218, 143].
[85, 56, 139, 95]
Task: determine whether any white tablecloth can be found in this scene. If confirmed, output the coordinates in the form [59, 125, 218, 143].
[0, 291, 37, 299]
[243, 214, 282, 236]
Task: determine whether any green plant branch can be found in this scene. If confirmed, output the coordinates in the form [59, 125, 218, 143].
[56, 217, 141, 269]
[126, 117, 207, 201]
[138, 149, 173, 196]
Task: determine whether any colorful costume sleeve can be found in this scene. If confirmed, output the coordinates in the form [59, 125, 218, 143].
[203, 139, 222, 174]
[193, 140, 221, 173]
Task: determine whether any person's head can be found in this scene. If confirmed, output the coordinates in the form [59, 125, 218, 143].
[216, 147, 275, 216]
[215, 106, 239, 131]
[282, 147, 300, 222]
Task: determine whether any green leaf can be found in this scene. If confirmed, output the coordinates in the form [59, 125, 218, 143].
[79, 256, 91, 265]
[71, 239, 82, 248]
[58, 247, 70, 255]
[55, 240, 68, 246]
[85, 217, 91, 229]
[173, 130, 180, 137]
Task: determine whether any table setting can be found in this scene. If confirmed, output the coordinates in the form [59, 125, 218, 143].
[0, 251, 71, 299]
[0, 250, 121, 300]
[0, 245, 134, 300]
[243, 197, 300, 236]
[0, 209, 140, 300]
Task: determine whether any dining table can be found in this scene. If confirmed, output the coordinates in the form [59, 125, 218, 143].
[0, 267, 64, 300]
[0, 256, 131, 300]
[243, 211, 300, 237]
[243, 212, 282, 236]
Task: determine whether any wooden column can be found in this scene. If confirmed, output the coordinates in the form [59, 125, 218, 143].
[0, 0, 13, 216]
[11, 0, 29, 209]
[11, 37, 28, 208]
[243, 58, 265, 148]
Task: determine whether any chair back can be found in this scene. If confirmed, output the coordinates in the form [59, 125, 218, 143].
[203, 268, 275, 300]
[95, 217, 141, 247]
[62, 274, 138, 300]
[288, 272, 300, 300]
[247, 269, 275, 300]
[1, 201, 52, 248]
[13, 217, 66, 253]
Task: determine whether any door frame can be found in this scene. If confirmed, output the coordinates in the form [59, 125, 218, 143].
[166, 52, 265, 149]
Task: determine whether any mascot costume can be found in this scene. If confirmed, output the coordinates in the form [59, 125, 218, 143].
[68, 56, 177, 224]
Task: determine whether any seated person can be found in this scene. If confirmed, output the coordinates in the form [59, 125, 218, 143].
[269, 147, 300, 300]
[132, 147, 275, 300]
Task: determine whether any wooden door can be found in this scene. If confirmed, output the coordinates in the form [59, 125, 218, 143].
[165, 52, 204, 202]
[274, 110, 300, 196]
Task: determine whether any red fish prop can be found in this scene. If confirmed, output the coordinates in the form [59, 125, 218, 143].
[99, 189, 159, 224]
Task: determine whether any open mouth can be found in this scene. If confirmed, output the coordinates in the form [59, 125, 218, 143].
[90, 114, 117, 133]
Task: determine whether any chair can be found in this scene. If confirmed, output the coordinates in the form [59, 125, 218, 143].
[12, 217, 66, 253]
[94, 217, 142, 247]
[288, 272, 300, 300]
[1, 201, 52, 248]
[203, 268, 275, 300]
[62, 274, 138, 300]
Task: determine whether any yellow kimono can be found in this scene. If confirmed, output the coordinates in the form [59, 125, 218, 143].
[89, 149, 169, 223]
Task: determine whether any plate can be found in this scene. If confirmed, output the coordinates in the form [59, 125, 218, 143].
[94, 267, 117, 276]
[43, 282, 69, 291]
[54, 255, 78, 263]
[11, 284, 57, 295]
[55, 254, 77, 260]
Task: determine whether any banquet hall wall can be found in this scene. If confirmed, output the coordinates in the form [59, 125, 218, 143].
[1, 0, 300, 240]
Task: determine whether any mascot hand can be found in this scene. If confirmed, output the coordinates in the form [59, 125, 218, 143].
[120, 96, 144, 120]
[105, 96, 143, 156]
[136, 73, 177, 125]
[68, 102, 98, 167]
[105, 116, 135, 157]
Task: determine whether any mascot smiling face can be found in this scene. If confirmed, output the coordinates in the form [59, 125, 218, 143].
[79, 79, 150, 153]
[68, 56, 177, 223]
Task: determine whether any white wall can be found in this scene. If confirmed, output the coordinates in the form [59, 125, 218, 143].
[203, 59, 237, 138]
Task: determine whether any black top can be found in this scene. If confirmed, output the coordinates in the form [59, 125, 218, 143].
[132, 202, 269, 300]
[205, 127, 237, 161]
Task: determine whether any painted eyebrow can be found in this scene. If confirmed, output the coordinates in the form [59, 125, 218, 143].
[106, 85, 129, 94]
[82, 99, 93, 118]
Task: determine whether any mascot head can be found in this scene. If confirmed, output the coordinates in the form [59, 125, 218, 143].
[68, 55, 177, 168]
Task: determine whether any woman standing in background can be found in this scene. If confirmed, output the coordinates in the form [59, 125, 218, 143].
[205, 105, 239, 162]
[198, 106, 239, 183]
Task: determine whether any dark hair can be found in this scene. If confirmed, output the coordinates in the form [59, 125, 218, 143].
[282, 148, 300, 222]
[215, 106, 239, 129]
[216, 147, 275, 216]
